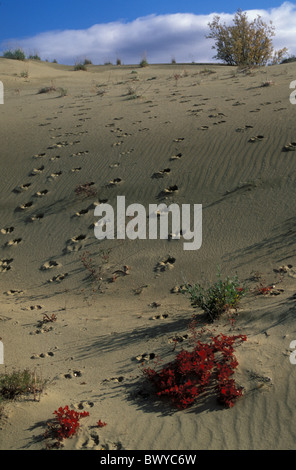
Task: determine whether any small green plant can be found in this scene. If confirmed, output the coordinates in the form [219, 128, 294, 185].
[3, 48, 26, 61]
[74, 62, 87, 71]
[184, 267, 246, 322]
[0, 368, 45, 401]
[20, 70, 29, 78]
[28, 54, 41, 61]
[37, 84, 56, 94]
[139, 58, 149, 68]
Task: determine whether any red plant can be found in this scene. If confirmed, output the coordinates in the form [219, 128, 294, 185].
[49, 405, 89, 441]
[97, 420, 107, 428]
[143, 333, 247, 409]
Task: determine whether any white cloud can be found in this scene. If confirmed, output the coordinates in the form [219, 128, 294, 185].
[1, 2, 296, 64]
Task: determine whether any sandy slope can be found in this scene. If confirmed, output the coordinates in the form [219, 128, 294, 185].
[0, 58, 296, 450]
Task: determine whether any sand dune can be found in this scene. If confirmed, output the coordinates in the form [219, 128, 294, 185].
[1, 58, 296, 450]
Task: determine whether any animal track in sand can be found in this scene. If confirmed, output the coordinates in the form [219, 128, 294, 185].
[159, 185, 178, 197]
[5, 289, 24, 295]
[248, 135, 264, 142]
[236, 125, 254, 132]
[71, 167, 82, 172]
[70, 150, 89, 157]
[107, 178, 122, 187]
[151, 168, 171, 179]
[31, 351, 55, 359]
[168, 334, 189, 344]
[64, 370, 82, 379]
[48, 273, 68, 283]
[0, 258, 13, 272]
[41, 260, 60, 270]
[30, 165, 45, 176]
[33, 152, 46, 158]
[14, 183, 31, 193]
[64, 234, 87, 252]
[136, 353, 156, 362]
[170, 152, 182, 160]
[103, 376, 124, 384]
[74, 208, 90, 217]
[21, 305, 43, 312]
[173, 137, 185, 142]
[283, 142, 296, 151]
[73, 400, 94, 410]
[151, 313, 169, 320]
[49, 155, 61, 161]
[199, 125, 209, 130]
[155, 256, 176, 272]
[1, 227, 14, 235]
[28, 213, 44, 222]
[48, 140, 80, 149]
[35, 189, 49, 197]
[5, 238, 22, 247]
[48, 171, 62, 180]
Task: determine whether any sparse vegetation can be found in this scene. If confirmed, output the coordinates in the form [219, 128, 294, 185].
[281, 55, 296, 64]
[74, 62, 87, 71]
[0, 368, 45, 401]
[183, 267, 246, 322]
[3, 48, 26, 61]
[140, 58, 149, 68]
[28, 54, 41, 61]
[37, 84, 57, 94]
[206, 9, 287, 66]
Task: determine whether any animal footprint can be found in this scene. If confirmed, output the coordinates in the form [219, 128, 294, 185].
[170, 153, 182, 160]
[107, 178, 122, 187]
[18, 202, 33, 210]
[173, 137, 185, 142]
[5, 238, 22, 247]
[41, 260, 60, 270]
[236, 125, 253, 132]
[48, 273, 68, 282]
[159, 185, 178, 197]
[136, 353, 156, 362]
[283, 142, 296, 151]
[64, 370, 82, 379]
[1, 227, 14, 235]
[0, 258, 13, 272]
[29, 213, 44, 222]
[152, 168, 171, 179]
[4, 289, 24, 295]
[31, 351, 55, 359]
[35, 190, 49, 197]
[151, 313, 169, 320]
[155, 256, 176, 272]
[33, 152, 46, 158]
[168, 334, 189, 344]
[249, 135, 264, 142]
[14, 183, 31, 193]
[30, 166, 45, 176]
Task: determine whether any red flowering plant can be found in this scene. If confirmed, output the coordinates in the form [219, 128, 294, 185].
[46, 405, 89, 443]
[143, 333, 247, 410]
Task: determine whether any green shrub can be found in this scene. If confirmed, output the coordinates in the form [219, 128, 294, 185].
[183, 268, 246, 322]
[28, 54, 41, 61]
[74, 62, 87, 71]
[139, 58, 149, 67]
[3, 49, 26, 61]
[0, 369, 45, 401]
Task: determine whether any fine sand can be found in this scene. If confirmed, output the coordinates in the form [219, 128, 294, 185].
[1, 58, 296, 450]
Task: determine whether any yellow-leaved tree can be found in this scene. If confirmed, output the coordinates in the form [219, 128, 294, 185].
[206, 9, 288, 66]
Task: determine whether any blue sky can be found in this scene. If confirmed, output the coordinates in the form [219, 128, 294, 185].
[1, 1, 295, 64]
